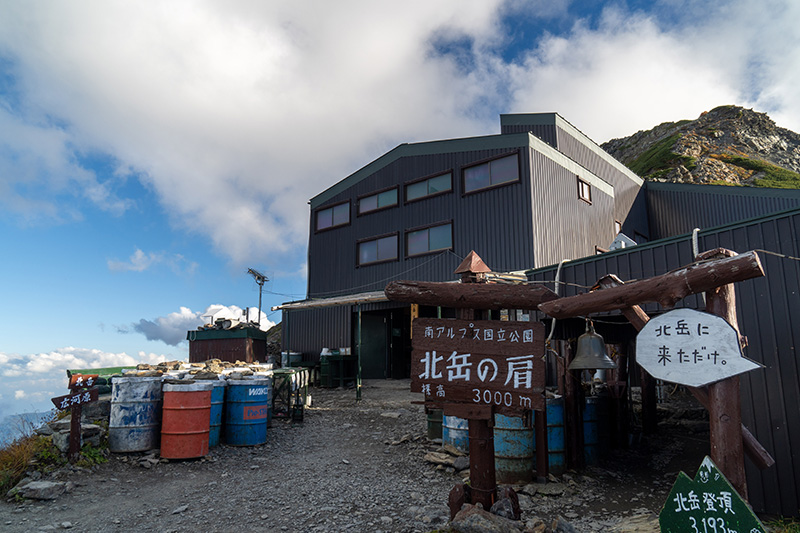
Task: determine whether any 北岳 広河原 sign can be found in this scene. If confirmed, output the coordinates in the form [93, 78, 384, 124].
[411, 318, 546, 413]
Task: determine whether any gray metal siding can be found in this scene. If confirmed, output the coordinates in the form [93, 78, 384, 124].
[555, 126, 645, 234]
[500, 123, 558, 148]
[646, 181, 800, 239]
[282, 306, 351, 362]
[308, 146, 537, 298]
[527, 208, 800, 516]
[529, 148, 616, 266]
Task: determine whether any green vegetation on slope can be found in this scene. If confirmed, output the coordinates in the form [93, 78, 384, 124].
[718, 155, 800, 188]
[628, 133, 696, 177]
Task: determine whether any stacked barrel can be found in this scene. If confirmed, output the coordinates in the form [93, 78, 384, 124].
[108, 367, 274, 457]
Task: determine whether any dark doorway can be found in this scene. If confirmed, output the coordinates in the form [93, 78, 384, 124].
[359, 312, 389, 379]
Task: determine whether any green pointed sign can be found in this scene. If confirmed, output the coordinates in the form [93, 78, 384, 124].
[660, 456, 765, 533]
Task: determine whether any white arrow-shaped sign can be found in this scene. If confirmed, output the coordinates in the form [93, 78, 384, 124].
[636, 308, 763, 387]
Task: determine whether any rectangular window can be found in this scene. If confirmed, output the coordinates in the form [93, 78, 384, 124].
[358, 234, 398, 265]
[405, 172, 452, 202]
[578, 178, 592, 204]
[316, 201, 350, 231]
[358, 188, 398, 215]
[406, 222, 453, 256]
[614, 220, 622, 234]
[463, 153, 519, 193]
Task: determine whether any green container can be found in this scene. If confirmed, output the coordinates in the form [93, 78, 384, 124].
[320, 358, 331, 388]
[426, 408, 443, 440]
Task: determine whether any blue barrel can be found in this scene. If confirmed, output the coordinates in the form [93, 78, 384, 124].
[494, 414, 534, 483]
[209, 380, 227, 447]
[108, 376, 163, 452]
[443, 415, 469, 453]
[225, 378, 271, 446]
[546, 398, 565, 476]
[251, 374, 274, 426]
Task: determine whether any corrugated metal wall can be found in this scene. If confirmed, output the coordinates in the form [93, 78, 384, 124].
[308, 145, 540, 298]
[282, 306, 351, 362]
[528, 207, 800, 517]
[529, 147, 616, 266]
[647, 181, 800, 239]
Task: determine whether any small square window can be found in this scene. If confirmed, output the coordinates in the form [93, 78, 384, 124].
[577, 178, 591, 204]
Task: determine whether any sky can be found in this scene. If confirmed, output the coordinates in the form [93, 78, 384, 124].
[0, 0, 798, 423]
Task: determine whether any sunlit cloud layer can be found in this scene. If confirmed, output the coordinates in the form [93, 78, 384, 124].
[127, 304, 275, 346]
[0, 1, 795, 269]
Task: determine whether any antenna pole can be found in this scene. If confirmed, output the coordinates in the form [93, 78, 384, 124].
[247, 268, 269, 327]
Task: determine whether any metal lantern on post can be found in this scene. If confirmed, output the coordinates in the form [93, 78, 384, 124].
[568, 319, 618, 371]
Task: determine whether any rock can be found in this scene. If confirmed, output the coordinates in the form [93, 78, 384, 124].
[524, 518, 547, 533]
[451, 503, 524, 533]
[12, 480, 69, 500]
[610, 512, 660, 532]
[424, 451, 454, 467]
[172, 505, 189, 514]
[452, 456, 470, 471]
[442, 443, 466, 456]
[537, 482, 566, 496]
[61, 522, 73, 529]
[492, 486, 520, 520]
[380, 411, 401, 419]
[551, 516, 580, 533]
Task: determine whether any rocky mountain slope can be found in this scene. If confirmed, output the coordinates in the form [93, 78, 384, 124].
[601, 105, 800, 188]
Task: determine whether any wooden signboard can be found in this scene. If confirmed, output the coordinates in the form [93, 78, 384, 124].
[660, 456, 765, 532]
[68, 374, 99, 390]
[411, 318, 546, 414]
[636, 309, 762, 388]
[51, 387, 99, 410]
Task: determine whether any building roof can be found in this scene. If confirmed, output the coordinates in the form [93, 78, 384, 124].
[310, 122, 625, 209]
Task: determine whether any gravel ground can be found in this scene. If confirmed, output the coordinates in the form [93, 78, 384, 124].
[1, 379, 704, 532]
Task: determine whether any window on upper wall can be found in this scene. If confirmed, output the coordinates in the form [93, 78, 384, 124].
[358, 187, 398, 215]
[615, 220, 622, 234]
[358, 233, 398, 265]
[577, 177, 592, 204]
[315, 201, 350, 231]
[463, 153, 519, 193]
[406, 222, 453, 257]
[405, 172, 452, 202]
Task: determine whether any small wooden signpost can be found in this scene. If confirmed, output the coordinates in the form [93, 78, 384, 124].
[51, 374, 100, 462]
[660, 456, 766, 533]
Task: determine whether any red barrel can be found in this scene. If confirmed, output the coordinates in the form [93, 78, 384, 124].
[161, 381, 213, 459]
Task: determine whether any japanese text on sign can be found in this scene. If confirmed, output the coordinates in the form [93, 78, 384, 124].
[51, 387, 99, 410]
[411, 319, 545, 413]
[636, 309, 762, 388]
[659, 456, 765, 533]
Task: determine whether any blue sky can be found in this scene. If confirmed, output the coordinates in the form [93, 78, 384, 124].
[1, 0, 799, 423]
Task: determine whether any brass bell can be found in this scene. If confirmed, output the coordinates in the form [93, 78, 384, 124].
[568, 319, 618, 370]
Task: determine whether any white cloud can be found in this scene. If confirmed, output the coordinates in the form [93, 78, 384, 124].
[130, 304, 276, 346]
[0, 0, 798, 271]
[0, 347, 173, 419]
[107, 248, 198, 275]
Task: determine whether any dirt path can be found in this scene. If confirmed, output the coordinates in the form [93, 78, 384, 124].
[1, 380, 692, 532]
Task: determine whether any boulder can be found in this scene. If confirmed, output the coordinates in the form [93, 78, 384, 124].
[450, 503, 524, 533]
[10, 480, 73, 500]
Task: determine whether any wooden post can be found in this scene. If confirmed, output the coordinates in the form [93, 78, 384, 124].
[457, 304, 496, 509]
[596, 273, 773, 475]
[68, 403, 82, 463]
[561, 340, 583, 471]
[699, 249, 748, 499]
